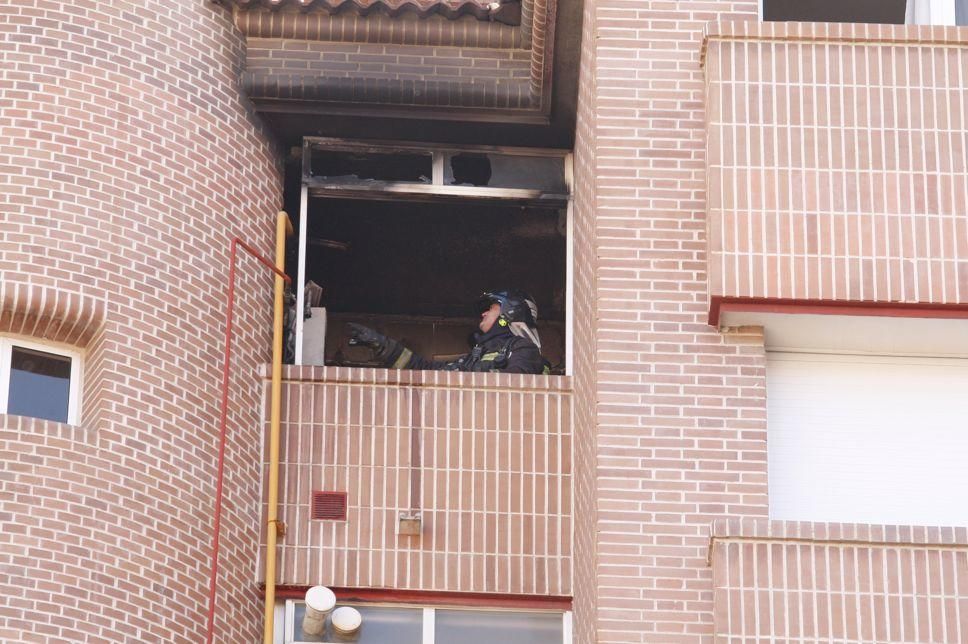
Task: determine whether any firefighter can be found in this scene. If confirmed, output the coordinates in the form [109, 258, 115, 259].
[347, 290, 550, 375]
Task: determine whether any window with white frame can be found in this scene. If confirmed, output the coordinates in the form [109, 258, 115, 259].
[763, 0, 968, 25]
[0, 337, 82, 424]
[284, 600, 571, 644]
[288, 138, 573, 376]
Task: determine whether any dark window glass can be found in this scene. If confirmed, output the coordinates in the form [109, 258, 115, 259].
[309, 150, 432, 183]
[7, 346, 72, 423]
[958, 0, 967, 25]
[434, 609, 563, 644]
[763, 0, 906, 24]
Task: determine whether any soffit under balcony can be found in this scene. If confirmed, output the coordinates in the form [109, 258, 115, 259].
[214, 0, 579, 148]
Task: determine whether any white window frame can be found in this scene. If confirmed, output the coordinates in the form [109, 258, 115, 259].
[906, 0, 959, 24]
[0, 335, 83, 425]
[283, 599, 573, 644]
[295, 137, 574, 376]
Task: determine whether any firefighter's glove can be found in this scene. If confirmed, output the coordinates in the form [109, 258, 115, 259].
[347, 323, 387, 352]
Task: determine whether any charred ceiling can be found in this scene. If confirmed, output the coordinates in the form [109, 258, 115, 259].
[214, 0, 579, 148]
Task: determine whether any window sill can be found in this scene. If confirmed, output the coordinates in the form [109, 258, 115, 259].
[0, 413, 87, 440]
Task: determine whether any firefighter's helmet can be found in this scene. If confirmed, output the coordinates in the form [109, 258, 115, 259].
[478, 290, 539, 328]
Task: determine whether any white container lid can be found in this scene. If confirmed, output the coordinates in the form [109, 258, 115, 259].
[331, 606, 362, 634]
[305, 586, 336, 613]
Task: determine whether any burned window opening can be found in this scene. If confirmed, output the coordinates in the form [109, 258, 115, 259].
[289, 198, 567, 373]
[290, 138, 573, 376]
[449, 153, 491, 186]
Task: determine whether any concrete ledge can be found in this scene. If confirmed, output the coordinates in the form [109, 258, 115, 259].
[710, 518, 968, 554]
[702, 18, 968, 67]
[264, 363, 572, 392]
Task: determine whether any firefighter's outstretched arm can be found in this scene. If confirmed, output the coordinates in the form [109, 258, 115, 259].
[347, 323, 403, 367]
[347, 323, 438, 369]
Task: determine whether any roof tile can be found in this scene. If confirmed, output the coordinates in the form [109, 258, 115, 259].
[224, 0, 501, 21]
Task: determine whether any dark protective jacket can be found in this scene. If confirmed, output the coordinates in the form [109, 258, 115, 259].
[380, 328, 548, 375]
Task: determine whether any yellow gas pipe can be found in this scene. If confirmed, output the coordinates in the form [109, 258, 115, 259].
[264, 211, 291, 644]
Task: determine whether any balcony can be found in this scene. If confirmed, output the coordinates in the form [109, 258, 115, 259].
[703, 20, 968, 320]
[709, 519, 968, 642]
[262, 366, 572, 597]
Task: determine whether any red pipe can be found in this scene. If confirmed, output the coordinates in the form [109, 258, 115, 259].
[206, 237, 291, 644]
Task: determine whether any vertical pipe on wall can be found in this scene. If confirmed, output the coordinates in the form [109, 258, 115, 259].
[207, 230, 291, 644]
[264, 211, 290, 643]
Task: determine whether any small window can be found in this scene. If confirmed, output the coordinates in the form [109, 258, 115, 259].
[763, 0, 907, 24]
[284, 601, 571, 644]
[0, 337, 82, 424]
[764, 0, 967, 25]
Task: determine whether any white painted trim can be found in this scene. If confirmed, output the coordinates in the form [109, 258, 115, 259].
[295, 184, 309, 365]
[719, 311, 968, 358]
[422, 607, 435, 644]
[0, 335, 83, 424]
[284, 599, 295, 644]
[563, 611, 573, 644]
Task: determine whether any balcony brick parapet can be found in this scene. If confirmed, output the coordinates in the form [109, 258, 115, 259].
[262, 365, 572, 596]
[708, 518, 968, 642]
[703, 19, 968, 309]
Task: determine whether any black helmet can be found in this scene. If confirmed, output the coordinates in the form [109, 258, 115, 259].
[478, 290, 539, 328]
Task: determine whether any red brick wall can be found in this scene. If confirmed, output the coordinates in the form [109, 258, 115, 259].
[706, 21, 968, 304]
[0, 2, 280, 642]
[710, 519, 968, 643]
[574, 2, 766, 641]
[571, 0, 599, 633]
[270, 367, 572, 596]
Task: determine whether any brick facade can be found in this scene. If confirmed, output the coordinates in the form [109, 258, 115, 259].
[574, 1, 767, 641]
[0, 2, 280, 642]
[571, 0, 599, 636]
[4, 0, 968, 642]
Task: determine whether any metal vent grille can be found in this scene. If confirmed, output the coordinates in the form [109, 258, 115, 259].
[311, 491, 347, 521]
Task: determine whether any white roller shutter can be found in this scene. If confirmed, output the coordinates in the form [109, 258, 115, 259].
[767, 351, 968, 527]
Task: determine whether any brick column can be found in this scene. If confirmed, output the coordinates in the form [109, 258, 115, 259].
[573, 2, 766, 641]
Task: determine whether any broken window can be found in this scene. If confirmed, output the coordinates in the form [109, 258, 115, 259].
[287, 138, 571, 375]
